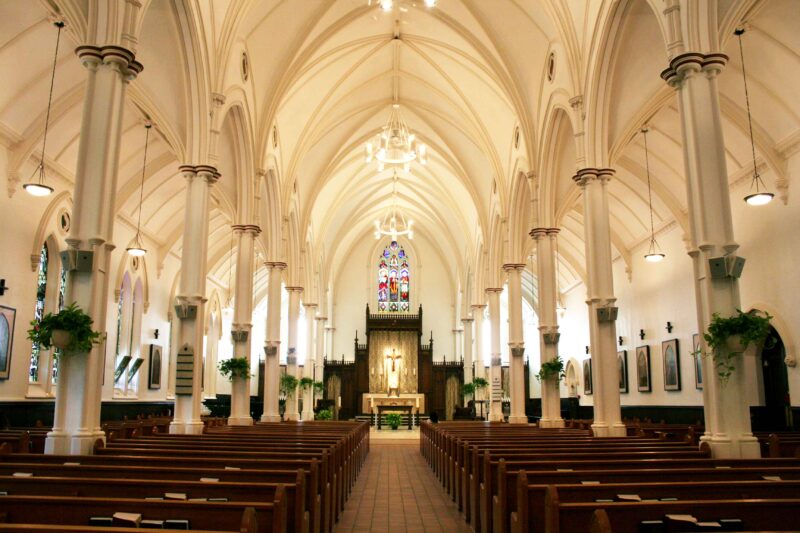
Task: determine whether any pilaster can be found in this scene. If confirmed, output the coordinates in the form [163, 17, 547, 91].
[461, 317, 474, 396]
[302, 303, 318, 421]
[504, 264, 528, 424]
[486, 288, 504, 422]
[284, 286, 303, 421]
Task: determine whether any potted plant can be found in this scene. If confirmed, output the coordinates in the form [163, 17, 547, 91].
[473, 377, 489, 399]
[385, 412, 402, 430]
[280, 374, 299, 398]
[299, 377, 315, 391]
[218, 357, 251, 381]
[316, 408, 332, 421]
[536, 356, 566, 382]
[313, 380, 325, 394]
[27, 302, 101, 354]
[697, 309, 773, 384]
[463, 382, 476, 400]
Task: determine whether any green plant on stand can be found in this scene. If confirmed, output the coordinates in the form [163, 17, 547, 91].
[313, 380, 325, 394]
[463, 382, 476, 400]
[316, 409, 332, 421]
[536, 356, 566, 382]
[299, 377, 315, 390]
[385, 412, 402, 430]
[217, 357, 251, 381]
[695, 309, 773, 384]
[27, 303, 101, 354]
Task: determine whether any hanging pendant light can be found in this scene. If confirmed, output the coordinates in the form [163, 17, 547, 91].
[373, 171, 413, 240]
[23, 21, 65, 197]
[641, 126, 665, 263]
[126, 122, 151, 256]
[365, 104, 426, 172]
[735, 28, 773, 206]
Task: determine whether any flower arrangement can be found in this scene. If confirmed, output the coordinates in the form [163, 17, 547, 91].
[27, 303, 100, 353]
[218, 357, 251, 381]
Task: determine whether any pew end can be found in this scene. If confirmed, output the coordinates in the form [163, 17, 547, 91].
[589, 509, 612, 533]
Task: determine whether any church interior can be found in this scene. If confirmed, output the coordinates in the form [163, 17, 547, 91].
[0, 0, 799, 531]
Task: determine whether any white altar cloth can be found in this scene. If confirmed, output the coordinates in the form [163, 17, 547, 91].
[362, 393, 425, 414]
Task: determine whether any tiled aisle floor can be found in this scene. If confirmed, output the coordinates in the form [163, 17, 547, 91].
[334, 441, 473, 533]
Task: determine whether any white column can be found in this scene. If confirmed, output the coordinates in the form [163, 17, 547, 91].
[471, 304, 486, 382]
[284, 286, 303, 421]
[486, 288, 504, 422]
[228, 224, 259, 426]
[505, 265, 528, 424]
[573, 168, 625, 437]
[261, 262, 284, 422]
[532, 228, 565, 428]
[663, 52, 759, 458]
[169, 165, 219, 435]
[302, 303, 317, 421]
[461, 317, 474, 394]
[315, 315, 327, 410]
[46, 46, 143, 455]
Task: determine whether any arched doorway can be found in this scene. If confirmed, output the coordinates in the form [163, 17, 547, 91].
[759, 327, 792, 431]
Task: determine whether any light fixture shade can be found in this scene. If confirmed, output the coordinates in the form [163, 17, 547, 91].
[424, 0, 437, 6]
[23, 182, 54, 197]
[379, 0, 392, 11]
[644, 237, 665, 262]
[126, 233, 147, 256]
[744, 191, 774, 206]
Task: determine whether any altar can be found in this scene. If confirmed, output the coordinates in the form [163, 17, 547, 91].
[362, 393, 426, 414]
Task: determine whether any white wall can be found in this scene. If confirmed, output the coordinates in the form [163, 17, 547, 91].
[332, 233, 456, 361]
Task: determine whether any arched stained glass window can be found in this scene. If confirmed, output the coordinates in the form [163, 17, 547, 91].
[378, 241, 409, 312]
[29, 244, 48, 383]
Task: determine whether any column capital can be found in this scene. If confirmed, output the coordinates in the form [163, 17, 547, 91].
[530, 227, 560, 239]
[471, 303, 487, 310]
[485, 287, 503, 294]
[573, 167, 614, 188]
[265, 261, 287, 270]
[661, 52, 728, 86]
[75, 45, 143, 78]
[461, 317, 474, 323]
[315, 315, 328, 321]
[178, 164, 220, 185]
[502, 263, 526, 272]
[231, 224, 261, 235]
[304, 302, 318, 308]
[285, 286, 304, 293]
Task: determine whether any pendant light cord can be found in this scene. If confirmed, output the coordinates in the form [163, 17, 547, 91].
[736, 29, 762, 192]
[642, 127, 657, 242]
[36, 21, 64, 184]
[135, 124, 151, 238]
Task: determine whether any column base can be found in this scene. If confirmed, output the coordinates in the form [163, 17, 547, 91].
[227, 416, 254, 426]
[538, 418, 565, 428]
[591, 422, 626, 437]
[701, 434, 760, 459]
[508, 415, 528, 425]
[44, 431, 70, 455]
[301, 411, 315, 421]
[260, 414, 282, 422]
[169, 420, 205, 435]
[70, 430, 100, 455]
[284, 413, 299, 421]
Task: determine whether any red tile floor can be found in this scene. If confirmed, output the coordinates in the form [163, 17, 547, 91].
[334, 442, 473, 533]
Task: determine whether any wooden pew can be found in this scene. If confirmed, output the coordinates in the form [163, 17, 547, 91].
[543, 489, 800, 533]
[0, 432, 30, 454]
[511, 473, 800, 532]
[0, 494, 285, 532]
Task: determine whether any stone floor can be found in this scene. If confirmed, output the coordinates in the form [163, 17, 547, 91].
[334, 441, 472, 533]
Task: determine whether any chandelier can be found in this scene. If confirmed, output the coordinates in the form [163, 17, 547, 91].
[641, 126, 665, 263]
[365, 104, 427, 172]
[374, 171, 413, 240]
[368, 0, 437, 12]
[126, 122, 152, 256]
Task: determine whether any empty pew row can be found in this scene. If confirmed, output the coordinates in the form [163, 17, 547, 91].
[0, 421, 368, 533]
[421, 421, 800, 533]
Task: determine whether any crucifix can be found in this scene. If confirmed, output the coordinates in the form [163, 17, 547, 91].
[386, 349, 402, 397]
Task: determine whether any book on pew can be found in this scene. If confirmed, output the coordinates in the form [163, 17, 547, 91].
[199, 477, 219, 483]
[595, 498, 614, 503]
[696, 521, 722, 530]
[0, 491, 7, 496]
[140, 519, 165, 529]
[581, 480, 600, 485]
[638, 520, 665, 533]
[63, 461, 80, 466]
[188, 497, 207, 502]
[164, 492, 187, 500]
[718, 518, 743, 531]
[12, 472, 32, 478]
[163, 519, 189, 530]
[208, 497, 228, 502]
[617, 494, 641, 501]
[665, 514, 696, 523]
[145, 497, 164, 501]
[224, 466, 241, 470]
[89, 517, 114, 527]
[112, 512, 142, 528]
[762, 475, 782, 481]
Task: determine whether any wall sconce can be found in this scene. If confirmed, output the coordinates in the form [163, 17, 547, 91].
[618, 336, 624, 346]
[639, 329, 646, 340]
[665, 321, 673, 333]
[412, 368, 416, 376]
[585, 346, 590, 354]
[154, 328, 159, 339]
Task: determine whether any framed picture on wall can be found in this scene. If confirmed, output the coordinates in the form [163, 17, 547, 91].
[636, 345, 651, 392]
[618, 350, 628, 393]
[583, 358, 592, 395]
[662, 339, 681, 391]
[149, 344, 162, 390]
[692, 334, 703, 390]
[0, 306, 16, 380]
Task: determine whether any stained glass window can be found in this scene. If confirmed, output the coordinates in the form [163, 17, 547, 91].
[377, 241, 409, 312]
[29, 244, 48, 383]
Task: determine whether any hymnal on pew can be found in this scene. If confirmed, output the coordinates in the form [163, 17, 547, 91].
[112, 512, 142, 527]
[617, 494, 641, 501]
[11, 472, 32, 477]
[141, 519, 165, 528]
[165, 492, 187, 500]
[199, 477, 219, 483]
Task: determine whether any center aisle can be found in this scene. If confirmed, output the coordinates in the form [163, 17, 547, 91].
[335, 441, 472, 533]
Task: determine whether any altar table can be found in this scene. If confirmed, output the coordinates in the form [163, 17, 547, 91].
[376, 404, 414, 430]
